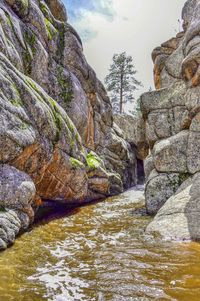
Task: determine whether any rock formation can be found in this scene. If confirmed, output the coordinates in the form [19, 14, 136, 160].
[0, 0, 137, 249]
[142, 0, 200, 241]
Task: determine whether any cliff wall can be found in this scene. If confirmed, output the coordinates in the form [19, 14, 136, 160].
[0, 0, 137, 249]
[142, 0, 200, 241]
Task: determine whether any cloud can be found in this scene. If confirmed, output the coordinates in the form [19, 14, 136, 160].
[63, 0, 115, 41]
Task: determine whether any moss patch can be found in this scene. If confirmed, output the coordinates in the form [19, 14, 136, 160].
[24, 31, 36, 53]
[10, 83, 23, 107]
[70, 157, 85, 169]
[26, 78, 38, 91]
[44, 18, 54, 40]
[56, 23, 65, 60]
[23, 30, 37, 74]
[10, 98, 23, 107]
[86, 151, 102, 170]
[57, 66, 73, 107]
[0, 206, 6, 212]
[21, 0, 29, 14]
[25, 77, 62, 143]
[39, 1, 49, 17]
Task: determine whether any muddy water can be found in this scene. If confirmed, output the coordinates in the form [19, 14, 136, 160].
[0, 186, 200, 301]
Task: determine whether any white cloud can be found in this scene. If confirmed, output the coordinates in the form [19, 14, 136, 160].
[64, 0, 116, 41]
[81, 0, 185, 98]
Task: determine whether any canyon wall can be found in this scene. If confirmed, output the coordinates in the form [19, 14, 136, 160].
[142, 0, 200, 241]
[0, 0, 137, 250]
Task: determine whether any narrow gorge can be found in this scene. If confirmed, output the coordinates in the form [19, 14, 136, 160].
[2, 0, 200, 300]
[0, 0, 200, 249]
[0, 0, 145, 250]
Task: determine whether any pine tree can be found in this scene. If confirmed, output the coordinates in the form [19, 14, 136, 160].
[105, 52, 142, 114]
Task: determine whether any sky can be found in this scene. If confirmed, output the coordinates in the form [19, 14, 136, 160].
[63, 0, 185, 102]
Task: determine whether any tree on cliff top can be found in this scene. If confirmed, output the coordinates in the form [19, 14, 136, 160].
[105, 52, 142, 114]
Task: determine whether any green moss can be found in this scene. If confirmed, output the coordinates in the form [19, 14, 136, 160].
[26, 78, 38, 92]
[86, 151, 102, 170]
[25, 78, 62, 143]
[6, 14, 12, 27]
[21, 0, 29, 11]
[10, 99, 23, 107]
[10, 84, 23, 107]
[0, 206, 6, 212]
[56, 23, 65, 60]
[44, 18, 53, 40]
[57, 66, 73, 107]
[48, 98, 63, 143]
[39, 1, 49, 17]
[69, 157, 85, 169]
[24, 31, 36, 54]
[24, 52, 32, 74]
[22, 0, 28, 6]
[23, 31, 36, 74]
[67, 119, 75, 132]
[70, 139, 75, 149]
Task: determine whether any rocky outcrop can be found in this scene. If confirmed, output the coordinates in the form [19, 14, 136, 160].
[142, 0, 200, 240]
[0, 0, 137, 249]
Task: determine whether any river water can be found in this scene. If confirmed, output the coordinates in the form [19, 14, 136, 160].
[0, 186, 200, 301]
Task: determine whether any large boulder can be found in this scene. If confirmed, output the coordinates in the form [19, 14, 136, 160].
[145, 170, 186, 215]
[0, 164, 36, 249]
[153, 131, 189, 173]
[146, 173, 200, 241]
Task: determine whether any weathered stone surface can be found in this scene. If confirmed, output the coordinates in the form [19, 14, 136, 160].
[141, 81, 187, 116]
[146, 173, 200, 241]
[187, 131, 200, 173]
[153, 131, 189, 173]
[45, 0, 68, 22]
[0, 165, 35, 249]
[145, 170, 185, 215]
[144, 155, 154, 179]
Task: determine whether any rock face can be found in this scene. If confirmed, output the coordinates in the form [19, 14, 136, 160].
[142, 0, 200, 240]
[114, 113, 148, 160]
[0, 0, 137, 249]
[146, 174, 200, 241]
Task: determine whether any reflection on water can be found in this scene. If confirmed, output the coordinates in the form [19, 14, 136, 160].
[1, 186, 200, 300]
